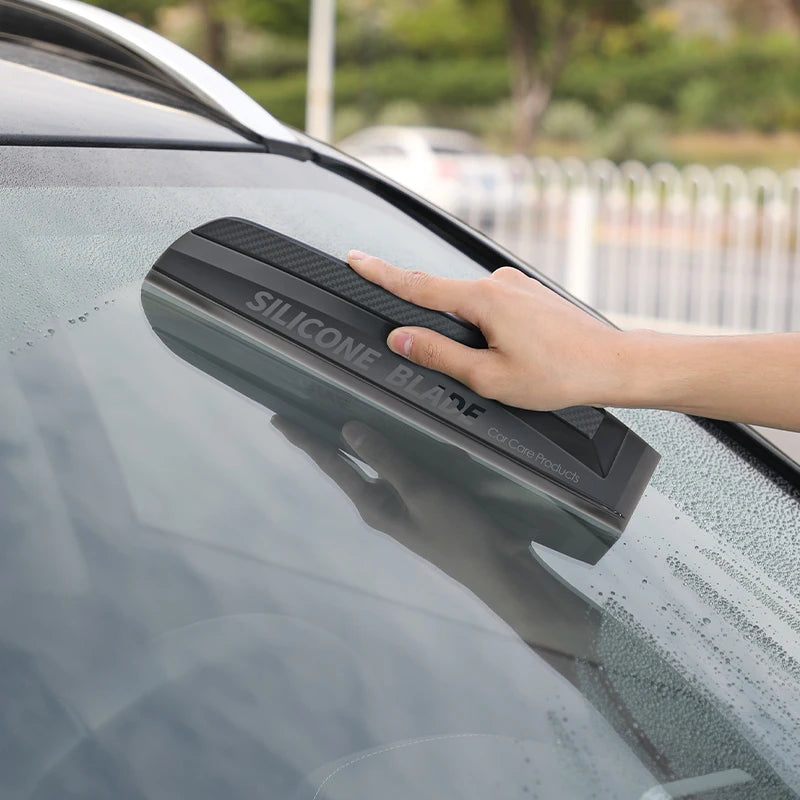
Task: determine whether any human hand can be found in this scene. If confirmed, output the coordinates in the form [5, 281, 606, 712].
[346, 251, 800, 430]
[346, 252, 631, 412]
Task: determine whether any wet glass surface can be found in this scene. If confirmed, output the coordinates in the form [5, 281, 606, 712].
[1, 147, 798, 798]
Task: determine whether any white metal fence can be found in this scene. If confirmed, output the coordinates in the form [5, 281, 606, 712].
[456, 157, 800, 334]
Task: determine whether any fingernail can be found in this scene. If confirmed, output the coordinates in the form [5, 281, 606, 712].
[388, 330, 413, 357]
[348, 249, 367, 262]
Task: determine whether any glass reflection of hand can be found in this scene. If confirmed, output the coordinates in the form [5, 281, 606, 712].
[272, 417, 503, 569]
[271, 416, 598, 669]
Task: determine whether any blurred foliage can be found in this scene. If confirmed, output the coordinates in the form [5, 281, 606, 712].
[227, 31, 307, 79]
[459, 99, 515, 147]
[540, 100, 597, 142]
[676, 77, 722, 130]
[238, 29, 800, 136]
[376, 99, 428, 126]
[385, 0, 506, 58]
[493, 0, 645, 150]
[559, 33, 800, 133]
[88, 0, 163, 24]
[595, 103, 666, 164]
[238, 55, 509, 130]
[86, 0, 800, 164]
[333, 105, 368, 140]
[225, 0, 308, 38]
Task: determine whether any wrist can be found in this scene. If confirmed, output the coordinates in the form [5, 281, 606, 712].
[592, 328, 667, 409]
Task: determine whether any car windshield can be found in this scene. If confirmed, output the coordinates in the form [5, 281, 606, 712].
[1, 146, 799, 799]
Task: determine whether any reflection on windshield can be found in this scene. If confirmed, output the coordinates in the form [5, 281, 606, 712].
[2, 146, 797, 798]
[2, 291, 658, 799]
[139, 288, 795, 799]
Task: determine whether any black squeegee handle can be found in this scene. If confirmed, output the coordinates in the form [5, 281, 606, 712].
[195, 218, 608, 440]
[195, 218, 487, 349]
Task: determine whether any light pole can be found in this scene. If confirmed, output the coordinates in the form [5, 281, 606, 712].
[306, 0, 336, 141]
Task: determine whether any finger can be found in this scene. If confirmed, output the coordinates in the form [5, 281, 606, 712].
[347, 251, 492, 327]
[386, 326, 493, 392]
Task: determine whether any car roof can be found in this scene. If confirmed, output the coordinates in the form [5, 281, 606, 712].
[0, 0, 296, 147]
[0, 48, 256, 147]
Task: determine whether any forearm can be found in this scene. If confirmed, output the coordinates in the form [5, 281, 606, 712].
[614, 331, 800, 431]
[346, 252, 800, 431]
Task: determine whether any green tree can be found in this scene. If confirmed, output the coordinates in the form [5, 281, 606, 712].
[85, 0, 223, 67]
[388, 0, 644, 151]
[86, 0, 311, 72]
[782, 0, 800, 26]
[203, 0, 311, 72]
[199, 0, 225, 70]
[502, 0, 643, 152]
[726, 0, 800, 32]
[386, 0, 506, 58]
[227, 0, 309, 38]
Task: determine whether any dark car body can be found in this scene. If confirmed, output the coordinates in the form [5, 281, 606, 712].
[1, 2, 800, 798]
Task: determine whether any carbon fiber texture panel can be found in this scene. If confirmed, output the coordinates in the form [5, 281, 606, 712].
[196, 218, 484, 347]
[553, 406, 605, 438]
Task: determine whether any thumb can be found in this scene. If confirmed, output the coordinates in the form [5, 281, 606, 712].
[387, 326, 487, 388]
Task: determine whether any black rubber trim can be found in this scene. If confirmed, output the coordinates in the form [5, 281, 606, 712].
[0, 135, 264, 151]
[195, 217, 486, 347]
[264, 139, 316, 161]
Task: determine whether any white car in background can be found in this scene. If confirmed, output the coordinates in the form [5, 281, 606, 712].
[338, 126, 519, 228]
